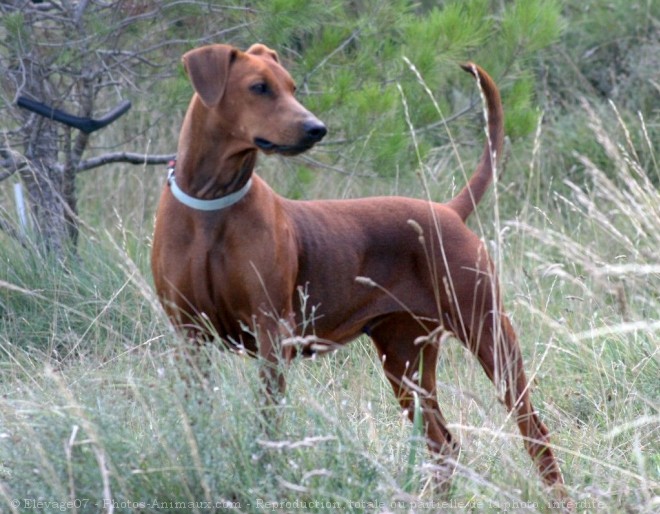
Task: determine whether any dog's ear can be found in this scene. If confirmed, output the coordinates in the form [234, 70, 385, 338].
[246, 43, 279, 63]
[182, 44, 238, 108]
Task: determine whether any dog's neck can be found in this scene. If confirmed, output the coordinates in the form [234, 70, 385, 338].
[174, 99, 257, 200]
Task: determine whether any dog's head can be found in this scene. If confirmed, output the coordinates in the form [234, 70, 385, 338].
[182, 43, 326, 156]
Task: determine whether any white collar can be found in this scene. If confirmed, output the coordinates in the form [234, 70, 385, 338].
[167, 164, 252, 211]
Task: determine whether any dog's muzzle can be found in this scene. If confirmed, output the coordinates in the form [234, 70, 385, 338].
[255, 119, 327, 155]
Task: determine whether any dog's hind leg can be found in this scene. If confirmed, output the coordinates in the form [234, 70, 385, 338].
[459, 309, 565, 490]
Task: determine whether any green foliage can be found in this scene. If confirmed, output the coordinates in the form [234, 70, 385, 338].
[500, 0, 564, 59]
[530, 1, 658, 196]
[404, 0, 491, 68]
[554, 0, 659, 113]
[252, 0, 330, 47]
[1, 11, 27, 46]
[504, 73, 538, 139]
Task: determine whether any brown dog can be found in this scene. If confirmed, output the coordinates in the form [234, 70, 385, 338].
[152, 43, 565, 493]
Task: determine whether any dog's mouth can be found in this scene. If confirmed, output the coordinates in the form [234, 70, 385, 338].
[254, 121, 326, 156]
[254, 138, 317, 156]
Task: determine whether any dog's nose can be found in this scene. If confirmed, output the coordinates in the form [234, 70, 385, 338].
[303, 119, 327, 142]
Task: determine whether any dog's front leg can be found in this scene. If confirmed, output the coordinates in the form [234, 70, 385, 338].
[254, 312, 295, 404]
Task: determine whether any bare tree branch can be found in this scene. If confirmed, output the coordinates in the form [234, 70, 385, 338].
[0, 148, 29, 181]
[0, 168, 17, 182]
[77, 152, 175, 172]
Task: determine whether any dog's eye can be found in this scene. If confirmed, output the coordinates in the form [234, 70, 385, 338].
[249, 82, 270, 96]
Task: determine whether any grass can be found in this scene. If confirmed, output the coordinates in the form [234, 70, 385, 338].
[1, 81, 658, 514]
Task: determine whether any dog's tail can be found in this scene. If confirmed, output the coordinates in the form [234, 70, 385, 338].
[445, 63, 504, 221]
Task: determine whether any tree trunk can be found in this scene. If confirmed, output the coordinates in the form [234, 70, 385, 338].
[21, 120, 70, 261]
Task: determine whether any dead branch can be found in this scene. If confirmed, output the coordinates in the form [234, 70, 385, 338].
[77, 152, 175, 172]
